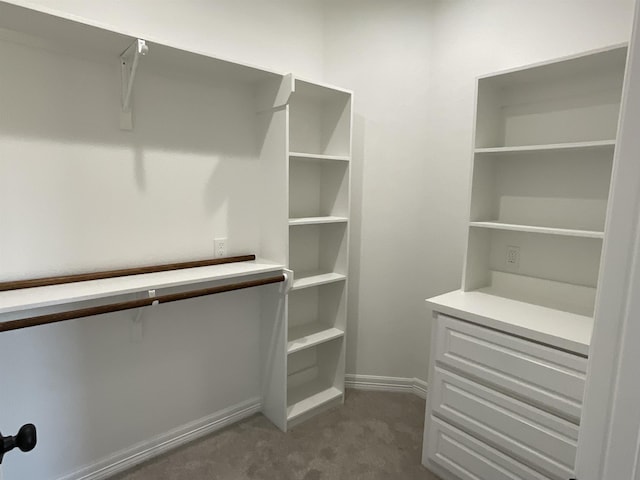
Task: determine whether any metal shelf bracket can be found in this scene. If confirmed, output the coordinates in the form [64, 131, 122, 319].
[120, 38, 149, 131]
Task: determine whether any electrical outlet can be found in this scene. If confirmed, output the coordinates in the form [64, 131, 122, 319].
[214, 238, 227, 258]
[506, 245, 520, 270]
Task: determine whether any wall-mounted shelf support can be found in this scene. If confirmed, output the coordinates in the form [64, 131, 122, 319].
[281, 270, 292, 292]
[120, 38, 149, 130]
[255, 73, 294, 112]
[132, 289, 157, 342]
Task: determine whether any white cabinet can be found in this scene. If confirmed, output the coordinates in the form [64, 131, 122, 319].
[427, 418, 552, 480]
[425, 315, 584, 480]
[423, 45, 628, 480]
[285, 79, 352, 428]
[434, 314, 587, 421]
[431, 367, 579, 479]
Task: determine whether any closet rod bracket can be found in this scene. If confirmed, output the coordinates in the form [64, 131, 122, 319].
[132, 289, 156, 342]
[120, 38, 149, 131]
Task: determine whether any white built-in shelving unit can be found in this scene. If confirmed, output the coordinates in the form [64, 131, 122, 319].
[461, 45, 628, 324]
[423, 45, 629, 480]
[0, 2, 353, 439]
[285, 79, 352, 427]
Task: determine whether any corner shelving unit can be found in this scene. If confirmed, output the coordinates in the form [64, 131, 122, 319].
[422, 45, 629, 480]
[285, 78, 352, 428]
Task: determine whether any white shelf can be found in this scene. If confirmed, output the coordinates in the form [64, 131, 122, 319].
[291, 272, 347, 290]
[0, 260, 284, 315]
[287, 380, 343, 421]
[289, 152, 350, 162]
[469, 221, 604, 239]
[0, 2, 282, 85]
[289, 216, 348, 226]
[474, 140, 616, 155]
[426, 289, 593, 355]
[287, 323, 344, 354]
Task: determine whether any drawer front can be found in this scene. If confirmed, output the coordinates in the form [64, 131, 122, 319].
[432, 367, 578, 480]
[435, 314, 587, 421]
[426, 416, 552, 480]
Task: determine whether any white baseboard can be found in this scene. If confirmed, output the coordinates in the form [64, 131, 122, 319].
[55, 378, 425, 480]
[412, 377, 428, 399]
[57, 397, 261, 480]
[345, 374, 428, 399]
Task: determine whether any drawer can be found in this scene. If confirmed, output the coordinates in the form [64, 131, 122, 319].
[435, 314, 587, 421]
[426, 416, 552, 480]
[431, 367, 578, 480]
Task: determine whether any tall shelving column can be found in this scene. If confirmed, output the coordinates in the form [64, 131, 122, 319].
[285, 78, 352, 428]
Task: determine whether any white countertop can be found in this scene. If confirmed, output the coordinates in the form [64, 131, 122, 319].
[426, 289, 593, 355]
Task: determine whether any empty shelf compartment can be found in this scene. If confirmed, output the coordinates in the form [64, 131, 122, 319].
[287, 337, 344, 421]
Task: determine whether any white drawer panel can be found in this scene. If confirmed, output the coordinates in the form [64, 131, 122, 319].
[435, 314, 587, 421]
[432, 367, 577, 480]
[427, 417, 552, 480]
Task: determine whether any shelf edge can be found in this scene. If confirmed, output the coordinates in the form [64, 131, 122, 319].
[289, 152, 351, 162]
[291, 273, 347, 291]
[474, 140, 616, 155]
[469, 221, 604, 239]
[289, 217, 349, 226]
[286, 386, 343, 421]
[287, 327, 345, 354]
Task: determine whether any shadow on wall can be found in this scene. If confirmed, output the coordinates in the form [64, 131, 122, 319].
[0, 38, 263, 281]
[346, 114, 365, 374]
[0, 31, 272, 479]
[0, 288, 263, 479]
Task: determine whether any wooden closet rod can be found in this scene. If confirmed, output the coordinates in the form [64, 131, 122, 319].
[0, 255, 256, 292]
[0, 274, 285, 333]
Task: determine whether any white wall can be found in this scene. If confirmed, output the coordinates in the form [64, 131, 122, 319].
[322, 0, 435, 380]
[1, 1, 637, 478]
[4, 0, 324, 79]
[323, 0, 635, 382]
[0, 1, 323, 479]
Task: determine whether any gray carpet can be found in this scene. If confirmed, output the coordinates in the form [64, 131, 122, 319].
[112, 390, 442, 480]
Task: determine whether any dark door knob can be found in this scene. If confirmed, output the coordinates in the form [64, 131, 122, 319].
[0, 424, 37, 464]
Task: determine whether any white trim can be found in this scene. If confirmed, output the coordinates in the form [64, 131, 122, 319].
[53, 378, 427, 480]
[412, 378, 428, 399]
[345, 374, 427, 399]
[577, 4, 640, 479]
[57, 398, 261, 480]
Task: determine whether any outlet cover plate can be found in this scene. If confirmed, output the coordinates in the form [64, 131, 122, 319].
[506, 245, 520, 270]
